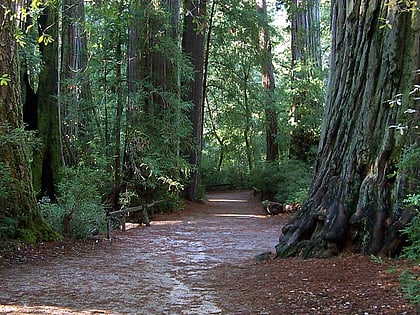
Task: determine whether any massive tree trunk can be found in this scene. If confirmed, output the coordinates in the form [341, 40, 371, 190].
[276, 0, 419, 258]
[0, 1, 58, 242]
[257, 0, 278, 162]
[288, 0, 323, 162]
[182, 0, 207, 201]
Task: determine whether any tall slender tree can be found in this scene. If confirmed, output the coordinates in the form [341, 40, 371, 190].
[257, 0, 278, 162]
[287, 0, 323, 162]
[61, 0, 93, 166]
[182, 0, 207, 201]
[276, 0, 419, 258]
[31, 3, 62, 198]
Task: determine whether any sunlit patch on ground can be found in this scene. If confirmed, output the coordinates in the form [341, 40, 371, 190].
[149, 220, 183, 226]
[0, 190, 415, 314]
[124, 222, 141, 230]
[213, 213, 267, 219]
[0, 305, 111, 314]
[207, 198, 250, 203]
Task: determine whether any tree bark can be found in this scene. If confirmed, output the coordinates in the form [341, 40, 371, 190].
[182, 0, 206, 201]
[290, 0, 321, 69]
[61, 0, 93, 166]
[0, 1, 58, 241]
[256, 0, 278, 162]
[288, 0, 322, 162]
[276, 0, 419, 258]
[33, 5, 62, 199]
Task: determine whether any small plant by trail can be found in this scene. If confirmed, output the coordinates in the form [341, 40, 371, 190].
[40, 166, 107, 239]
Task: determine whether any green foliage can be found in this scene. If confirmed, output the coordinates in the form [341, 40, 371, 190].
[0, 163, 17, 212]
[0, 123, 41, 211]
[0, 216, 19, 240]
[400, 270, 420, 306]
[85, 0, 194, 206]
[19, 229, 37, 244]
[396, 143, 420, 306]
[201, 159, 249, 190]
[251, 160, 313, 204]
[398, 145, 420, 263]
[0, 73, 11, 86]
[401, 206, 420, 263]
[40, 167, 107, 239]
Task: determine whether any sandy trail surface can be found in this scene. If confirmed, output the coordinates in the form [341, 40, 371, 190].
[0, 190, 416, 314]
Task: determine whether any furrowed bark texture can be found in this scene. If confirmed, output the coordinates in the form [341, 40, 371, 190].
[257, 0, 278, 162]
[182, 0, 206, 201]
[0, 1, 58, 241]
[276, 0, 419, 258]
[289, 0, 322, 162]
[61, 0, 92, 166]
[34, 5, 62, 198]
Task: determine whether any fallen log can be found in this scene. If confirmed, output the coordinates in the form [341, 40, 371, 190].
[261, 200, 300, 215]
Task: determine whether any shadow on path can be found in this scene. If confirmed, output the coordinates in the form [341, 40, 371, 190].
[0, 190, 286, 314]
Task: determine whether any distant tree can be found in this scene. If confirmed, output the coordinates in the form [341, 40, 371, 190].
[122, 0, 191, 210]
[31, 3, 62, 198]
[257, 0, 278, 162]
[286, 0, 323, 162]
[182, 0, 207, 201]
[202, 0, 272, 185]
[0, 1, 58, 242]
[276, 0, 419, 258]
[60, 0, 93, 166]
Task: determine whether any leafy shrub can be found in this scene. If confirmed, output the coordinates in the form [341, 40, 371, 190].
[0, 216, 19, 239]
[401, 197, 420, 263]
[40, 166, 107, 239]
[400, 270, 420, 306]
[397, 144, 420, 306]
[398, 195, 420, 306]
[19, 229, 37, 244]
[201, 161, 249, 190]
[251, 159, 313, 204]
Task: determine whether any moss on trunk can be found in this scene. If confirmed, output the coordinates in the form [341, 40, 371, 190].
[276, 1, 419, 258]
[0, 2, 60, 243]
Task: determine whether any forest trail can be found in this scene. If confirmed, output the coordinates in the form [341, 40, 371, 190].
[0, 190, 416, 314]
[0, 190, 285, 314]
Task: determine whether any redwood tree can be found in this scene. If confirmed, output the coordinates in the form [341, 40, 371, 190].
[31, 4, 62, 198]
[0, 1, 58, 241]
[182, 0, 207, 201]
[276, 0, 419, 258]
[257, 0, 278, 162]
[61, 0, 93, 166]
[288, 0, 323, 162]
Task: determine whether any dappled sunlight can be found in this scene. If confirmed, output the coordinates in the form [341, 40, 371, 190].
[151, 220, 183, 226]
[207, 198, 250, 203]
[125, 222, 141, 230]
[0, 304, 111, 314]
[213, 213, 267, 219]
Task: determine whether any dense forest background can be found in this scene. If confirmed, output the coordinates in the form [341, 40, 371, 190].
[0, 0, 328, 239]
[0, 0, 419, 271]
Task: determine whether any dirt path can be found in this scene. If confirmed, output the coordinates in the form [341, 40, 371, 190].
[0, 190, 417, 314]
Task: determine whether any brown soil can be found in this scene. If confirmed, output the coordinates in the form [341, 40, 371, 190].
[0, 190, 418, 314]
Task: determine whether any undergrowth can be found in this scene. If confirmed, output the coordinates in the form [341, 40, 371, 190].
[40, 166, 107, 239]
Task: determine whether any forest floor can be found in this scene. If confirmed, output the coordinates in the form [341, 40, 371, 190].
[0, 190, 418, 314]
